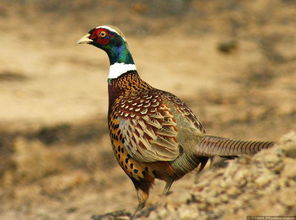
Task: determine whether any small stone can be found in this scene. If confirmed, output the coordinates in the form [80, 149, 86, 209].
[279, 131, 296, 143]
[219, 179, 228, 188]
[207, 196, 220, 205]
[263, 154, 281, 166]
[166, 203, 177, 213]
[255, 173, 274, 187]
[263, 154, 284, 173]
[196, 202, 207, 210]
[156, 208, 167, 218]
[179, 205, 199, 219]
[233, 169, 249, 181]
[217, 40, 238, 54]
[207, 189, 219, 198]
[281, 159, 296, 179]
[227, 186, 240, 196]
[232, 199, 244, 208]
[278, 189, 296, 207]
[220, 194, 229, 203]
[224, 163, 239, 177]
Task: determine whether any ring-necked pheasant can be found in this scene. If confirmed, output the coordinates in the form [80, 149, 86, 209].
[77, 25, 274, 213]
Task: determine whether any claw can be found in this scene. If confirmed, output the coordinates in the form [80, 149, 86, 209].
[131, 202, 145, 219]
[163, 179, 174, 195]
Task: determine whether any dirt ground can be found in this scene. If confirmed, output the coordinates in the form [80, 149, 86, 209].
[0, 0, 296, 219]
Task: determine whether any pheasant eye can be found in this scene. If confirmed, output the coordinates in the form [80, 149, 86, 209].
[99, 31, 107, 38]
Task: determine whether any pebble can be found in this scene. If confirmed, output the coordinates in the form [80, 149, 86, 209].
[227, 186, 240, 196]
[179, 205, 199, 219]
[255, 173, 274, 187]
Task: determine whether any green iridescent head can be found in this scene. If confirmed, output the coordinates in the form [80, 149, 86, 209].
[77, 25, 134, 65]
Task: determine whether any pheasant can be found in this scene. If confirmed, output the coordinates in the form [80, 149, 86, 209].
[77, 25, 274, 213]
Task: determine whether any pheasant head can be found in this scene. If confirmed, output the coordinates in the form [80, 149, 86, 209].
[77, 25, 136, 79]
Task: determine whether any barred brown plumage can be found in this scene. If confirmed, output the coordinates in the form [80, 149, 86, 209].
[197, 136, 274, 156]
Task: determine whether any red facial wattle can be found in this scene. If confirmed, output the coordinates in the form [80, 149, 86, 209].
[98, 36, 110, 45]
[91, 28, 113, 45]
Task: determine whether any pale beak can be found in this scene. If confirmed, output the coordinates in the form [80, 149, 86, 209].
[77, 34, 93, 44]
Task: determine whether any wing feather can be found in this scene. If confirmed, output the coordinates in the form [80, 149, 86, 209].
[113, 89, 205, 162]
[116, 91, 183, 162]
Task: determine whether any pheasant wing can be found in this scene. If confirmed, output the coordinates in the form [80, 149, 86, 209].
[116, 90, 181, 162]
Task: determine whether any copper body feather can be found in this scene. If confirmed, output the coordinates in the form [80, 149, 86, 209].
[107, 71, 274, 211]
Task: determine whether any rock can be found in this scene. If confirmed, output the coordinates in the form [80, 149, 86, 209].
[227, 186, 240, 196]
[278, 132, 296, 158]
[179, 204, 199, 219]
[255, 173, 275, 187]
[217, 40, 238, 54]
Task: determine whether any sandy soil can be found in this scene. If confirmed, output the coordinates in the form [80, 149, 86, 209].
[0, 1, 295, 219]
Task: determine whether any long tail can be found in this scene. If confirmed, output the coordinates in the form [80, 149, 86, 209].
[195, 135, 274, 157]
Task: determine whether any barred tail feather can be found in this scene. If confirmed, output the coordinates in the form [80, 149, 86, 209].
[195, 135, 274, 157]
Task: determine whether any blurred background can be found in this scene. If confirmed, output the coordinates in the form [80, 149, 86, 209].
[0, 0, 295, 219]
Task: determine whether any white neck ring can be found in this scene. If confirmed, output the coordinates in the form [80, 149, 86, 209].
[108, 63, 137, 79]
